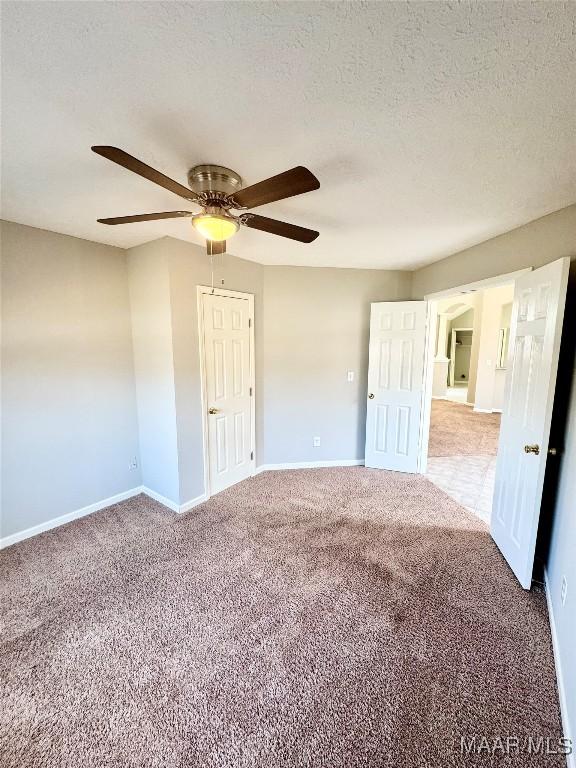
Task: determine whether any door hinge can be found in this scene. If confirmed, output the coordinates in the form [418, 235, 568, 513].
[249, 317, 252, 328]
[250, 450, 254, 460]
[249, 386, 253, 396]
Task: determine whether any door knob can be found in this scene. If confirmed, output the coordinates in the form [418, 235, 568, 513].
[368, 393, 375, 399]
[208, 407, 219, 415]
[524, 444, 540, 455]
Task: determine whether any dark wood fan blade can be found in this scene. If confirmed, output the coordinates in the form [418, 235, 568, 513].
[207, 240, 226, 256]
[97, 211, 192, 225]
[230, 166, 319, 209]
[240, 213, 319, 243]
[92, 146, 198, 201]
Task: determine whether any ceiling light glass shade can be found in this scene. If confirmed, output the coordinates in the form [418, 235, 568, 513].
[192, 213, 239, 242]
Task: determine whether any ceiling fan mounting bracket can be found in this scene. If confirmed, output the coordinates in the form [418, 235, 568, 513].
[187, 164, 242, 197]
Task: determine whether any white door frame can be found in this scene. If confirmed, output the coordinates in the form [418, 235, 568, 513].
[197, 285, 256, 499]
[418, 268, 531, 473]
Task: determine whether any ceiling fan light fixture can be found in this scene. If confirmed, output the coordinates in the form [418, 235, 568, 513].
[192, 212, 239, 242]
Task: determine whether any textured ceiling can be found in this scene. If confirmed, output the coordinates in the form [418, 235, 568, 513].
[1, 1, 575, 269]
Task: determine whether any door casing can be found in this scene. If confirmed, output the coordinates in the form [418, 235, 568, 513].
[197, 285, 256, 500]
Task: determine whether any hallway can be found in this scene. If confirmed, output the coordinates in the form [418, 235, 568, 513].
[426, 400, 501, 525]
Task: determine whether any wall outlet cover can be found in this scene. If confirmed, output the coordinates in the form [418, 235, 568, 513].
[313, 437, 321, 447]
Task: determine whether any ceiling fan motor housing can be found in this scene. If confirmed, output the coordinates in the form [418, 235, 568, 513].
[187, 164, 242, 198]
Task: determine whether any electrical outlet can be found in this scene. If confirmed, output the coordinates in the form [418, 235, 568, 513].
[347, 370, 355, 382]
[313, 436, 321, 447]
[128, 457, 138, 471]
[561, 576, 567, 606]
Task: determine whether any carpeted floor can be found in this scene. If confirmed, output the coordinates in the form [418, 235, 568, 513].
[428, 399, 501, 457]
[1, 468, 563, 767]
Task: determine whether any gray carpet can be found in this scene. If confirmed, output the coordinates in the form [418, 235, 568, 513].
[0, 468, 563, 767]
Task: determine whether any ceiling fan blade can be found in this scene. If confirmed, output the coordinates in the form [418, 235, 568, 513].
[230, 166, 320, 209]
[240, 213, 319, 243]
[207, 240, 226, 256]
[92, 146, 198, 201]
[97, 211, 192, 225]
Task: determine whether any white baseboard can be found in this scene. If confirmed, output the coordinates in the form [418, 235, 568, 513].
[179, 493, 208, 513]
[544, 568, 575, 768]
[256, 459, 364, 474]
[140, 486, 207, 514]
[473, 407, 493, 413]
[0, 487, 143, 550]
[140, 486, 180, 512]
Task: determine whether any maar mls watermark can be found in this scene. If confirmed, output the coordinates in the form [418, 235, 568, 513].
[460, 735, 573, 757]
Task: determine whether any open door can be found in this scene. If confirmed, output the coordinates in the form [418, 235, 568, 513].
[365, 301, 427, 472]
[491, 257, 570, 589]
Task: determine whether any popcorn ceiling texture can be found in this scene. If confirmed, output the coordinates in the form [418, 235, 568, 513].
[0, 468, 563, 767]
[1, 2, 575, 268]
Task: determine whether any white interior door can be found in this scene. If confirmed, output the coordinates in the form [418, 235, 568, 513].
[202, 292, 254, 495]
[491, 257, 570, 589]
[365, 301, 427, 472]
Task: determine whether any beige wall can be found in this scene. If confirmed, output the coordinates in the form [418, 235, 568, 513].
[128, 242, 179, 503]
[1, 221, 141, 538]
[412, 204, 576, 299]
[127, 237, 264, 505]
[262, 266, 411, 464]
[473, 283, 514, 412]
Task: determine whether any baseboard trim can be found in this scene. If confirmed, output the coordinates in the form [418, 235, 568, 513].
[140, 486, 180, 512]
[256, 459, 364, 474]
[473, 407, 493, 413]
[544, 568, 575, 768]
[0, 487, 143, 550]
[140, 487, 207, 514]
[179, 493, 208, 514]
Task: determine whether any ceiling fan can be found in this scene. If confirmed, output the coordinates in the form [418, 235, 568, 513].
[91, 146, 320, 255]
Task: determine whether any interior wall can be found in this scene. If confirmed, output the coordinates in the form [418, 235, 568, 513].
[473, 283, 514, 412]
[127, 242, 180, 503]
[411, 206, 576, 749]
[412, 204, 576, 298]
[262, 266, 411, 465]
[127, 237, 264, 506]
[1, 221, 141, 539]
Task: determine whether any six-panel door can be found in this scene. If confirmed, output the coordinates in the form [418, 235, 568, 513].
[491, 257, 569, 588]
[365, 301, 427, 473]
[203, 293, 253, 495]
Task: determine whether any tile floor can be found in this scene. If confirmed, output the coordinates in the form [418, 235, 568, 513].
[445, 384, 469, 403]
[426, 454, 496, 525]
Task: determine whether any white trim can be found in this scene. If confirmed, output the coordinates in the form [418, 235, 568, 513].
[179, 493, 208, 514]
[197, 286, 256, 502]
[1, 485, 213, 549]
[140, 487, 207, 514]
[473, 407, 494, 414]
[544, 569, 575, 768]
[0, 487, 142, 549]
[423, 268, 531, 300]
[418, 300, 437, 474]
[140, 486, 180, 512]
[255, 459, 364, 474]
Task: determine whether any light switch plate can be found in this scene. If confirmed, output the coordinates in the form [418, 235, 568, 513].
[347, 370, 354, 382]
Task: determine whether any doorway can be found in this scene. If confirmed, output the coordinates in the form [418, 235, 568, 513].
[198, 286, 256, 498]
[425, 283, 513, 523]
